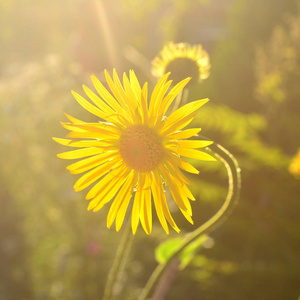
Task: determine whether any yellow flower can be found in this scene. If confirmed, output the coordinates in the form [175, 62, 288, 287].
[289, 148, 300, 179]
[152, 42, 210, 85]
[54, 70, 215, 234]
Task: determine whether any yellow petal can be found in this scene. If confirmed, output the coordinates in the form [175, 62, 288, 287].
[159, 165, 191, 214]
[166, 128, 201, 140]
[62, 122, 120, 135]
[163, 159, 195, 201]
[161, 99, 209, 133]
[71, 90, 108, 120]
[83, 84, 116, 116]
[142, 174, 152, 234]
[123, 73, 142, 123]
[151, 172, 169, 234]
[61, 122, 86, 132]
[53, 137, 113, 148]
[87, 176, 120, 210]
[140, 83, 149, 125]
[182, 184, 196, 201]
[151, 80, 172, 125]
[64, 113, 85, 123]
[67, 152, 119, 174]
[91, 74, 127, 119]
[105, 70, 131, 116]
[156, 77, 191, 120]
[167, 153, 199, 174]
[153, 171, 180, 232]
[115, 192, 132, 232]
[180, 207, 194, 224]
[86, 165, 127, 200]
[139, 188, 150, 235]
[66, 131, 118, 141]
[137, 174, 148, 233]
[74, 159, 122, 191]
[132, 189, 141, 235]
[91, 172, 129, 212]
[164, 160, 192, 185]
[167, 140, 213, 149]
[115, 70, 138, 111]
[131, 173, 146, 234]
[152, 93, 175, 127]
[107, 171, 135, 229]
[57, 147, 103, 160]
[90, 169, 130, 212]
[111, 70, 138, 121]
[160, 112, 196, 137]
[171, 148, 216, 161]
[149, 73, 170, 121]
[129, 70, 142, 101]
[123, 72, 139, 107]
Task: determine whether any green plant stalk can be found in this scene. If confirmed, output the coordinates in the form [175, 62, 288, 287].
[138, 142, 241, 300]
[102, 220, 134, 300]
[171, 88, 189, 114]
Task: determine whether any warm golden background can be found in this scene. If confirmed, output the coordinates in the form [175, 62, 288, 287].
[1, 0, 300, 299]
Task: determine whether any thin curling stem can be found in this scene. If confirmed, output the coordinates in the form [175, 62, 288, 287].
[138, 142, 241, 300]
[103, 220, 134, 300]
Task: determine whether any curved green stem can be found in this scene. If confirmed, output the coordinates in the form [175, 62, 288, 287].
[102, 220, 134, 300]
[138, 142, 241, 300]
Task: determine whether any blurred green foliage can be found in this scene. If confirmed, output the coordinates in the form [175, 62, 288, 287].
[0, 0, 300, 300]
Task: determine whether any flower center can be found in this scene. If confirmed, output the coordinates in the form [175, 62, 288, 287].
[165, 57, 199, 85]
[119, 125, 165, 172]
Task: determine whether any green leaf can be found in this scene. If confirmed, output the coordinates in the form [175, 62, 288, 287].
[155, 237, 182, 264]
[155, 235, 208, 269]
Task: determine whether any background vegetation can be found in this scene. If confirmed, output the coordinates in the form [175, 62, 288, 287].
[0, 0, 299, 299]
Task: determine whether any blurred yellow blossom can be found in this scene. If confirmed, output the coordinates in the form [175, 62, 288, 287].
[289, 148, 300, 179]
[151, 42, 210, 85]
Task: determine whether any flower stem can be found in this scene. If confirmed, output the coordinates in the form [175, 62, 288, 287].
[138, 142, 241, 300]
[171, 88, 189, 114]
[102, 220, 134, 300]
